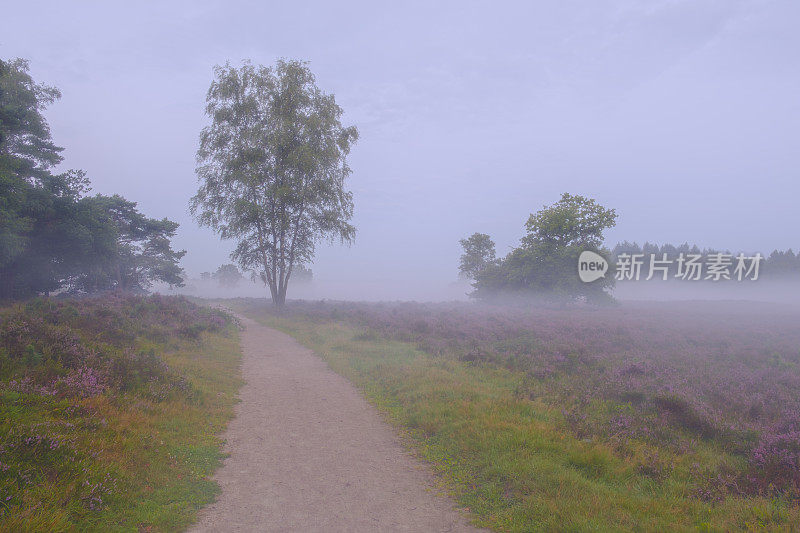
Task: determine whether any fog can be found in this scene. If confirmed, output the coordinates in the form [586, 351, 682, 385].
[3, 0, 798, 301]
[165, 277, 800, 308]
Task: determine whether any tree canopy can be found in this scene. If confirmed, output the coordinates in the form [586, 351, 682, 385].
[468, 193, 617, 303]
[69, 195, 185, 293]
[458, 233, 496, 280]
[0, 58, 184, 298]
[522, 193, 617, 249]
[191, 59, 358, 307]
[213, 263, 244, 288]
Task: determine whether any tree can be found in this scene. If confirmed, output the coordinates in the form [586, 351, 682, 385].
[1, 57, 64, 287]
[191, 59, 358, 308]
[0, 173, 119, 297]
[0, 58, 185, 298]
[458, 233, 496, 280]
[0, 59, 62, 182]
[521, 193, 617, 249]
[72, 195, 186, 293]
[763, 249, 799, 279]
[473, 193, 617, 303]
[213, 263, 243, 288]
[292, 264, 313, 284]
[0, 59, 116, 297]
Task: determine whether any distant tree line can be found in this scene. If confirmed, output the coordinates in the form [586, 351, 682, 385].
[611, 242, 800, 280]
[200, 264, 244, 288]
[199, 263, 312, 289]
[0, 58, 184, 299]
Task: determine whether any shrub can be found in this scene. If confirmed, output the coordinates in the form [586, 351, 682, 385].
[0, 294, 231, 397]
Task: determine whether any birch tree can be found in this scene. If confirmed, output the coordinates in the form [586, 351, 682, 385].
[191, 60, 358, 307]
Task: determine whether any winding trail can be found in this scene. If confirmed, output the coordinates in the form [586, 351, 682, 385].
[191, 314, 483, 532]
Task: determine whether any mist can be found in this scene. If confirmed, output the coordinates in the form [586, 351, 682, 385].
[5, 3, 800, 530]
[2, 0, 798, 302]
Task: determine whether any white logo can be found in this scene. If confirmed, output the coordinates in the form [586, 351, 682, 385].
[578, 251, 608, 283]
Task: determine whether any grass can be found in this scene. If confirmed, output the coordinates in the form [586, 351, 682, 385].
[0, 296, 242, 532]
[237, 304, 800, 532]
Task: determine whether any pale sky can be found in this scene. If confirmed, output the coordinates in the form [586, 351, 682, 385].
[2, 0, 798, 299]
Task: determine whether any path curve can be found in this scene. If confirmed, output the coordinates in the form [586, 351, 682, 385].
[191, 314, 483, 532]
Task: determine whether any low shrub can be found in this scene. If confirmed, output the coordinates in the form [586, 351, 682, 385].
[0, 294, 236, 529]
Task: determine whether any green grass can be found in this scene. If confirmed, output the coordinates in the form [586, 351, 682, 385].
[244, 310, 800, 532]
[0, 302, 242, 532]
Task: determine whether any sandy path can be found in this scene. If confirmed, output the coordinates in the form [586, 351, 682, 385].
[191, 315, 483, 532]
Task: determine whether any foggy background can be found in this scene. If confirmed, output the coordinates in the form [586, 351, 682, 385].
[2, 0, 798, 300]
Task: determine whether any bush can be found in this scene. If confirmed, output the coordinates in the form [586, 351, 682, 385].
[0, 294, 231, 397]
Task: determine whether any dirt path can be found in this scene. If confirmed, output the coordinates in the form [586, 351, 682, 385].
[191, 315, 483, 532]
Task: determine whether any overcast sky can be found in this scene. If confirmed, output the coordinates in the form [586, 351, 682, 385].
[2, 0, 798, 299]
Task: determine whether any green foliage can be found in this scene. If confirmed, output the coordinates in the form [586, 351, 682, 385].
[0, 295, 241, 531]
[0, 58, 93, 297]
[764, 248, 800, 277]
[472, 193, 617, 303]
[522, 192, 617, 249]
[0, 169, 119, 298]
[71, 195, 186, 293]
[458, 233, 496, 280]
[191, 59, 358, 307]
[0, 58, 62, 177]
[212, 263, 243, 288]
[292, 263, 313, 284]
[0, 58, 184, 298]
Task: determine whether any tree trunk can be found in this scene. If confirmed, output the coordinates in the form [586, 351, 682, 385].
[276, 283, 287, 308]
[268, 280, 287, 309]
[267, 279, 281, 309]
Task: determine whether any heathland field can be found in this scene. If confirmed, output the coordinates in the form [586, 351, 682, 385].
[232, 299, 800, 531]
[0, 296, 241, 532]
